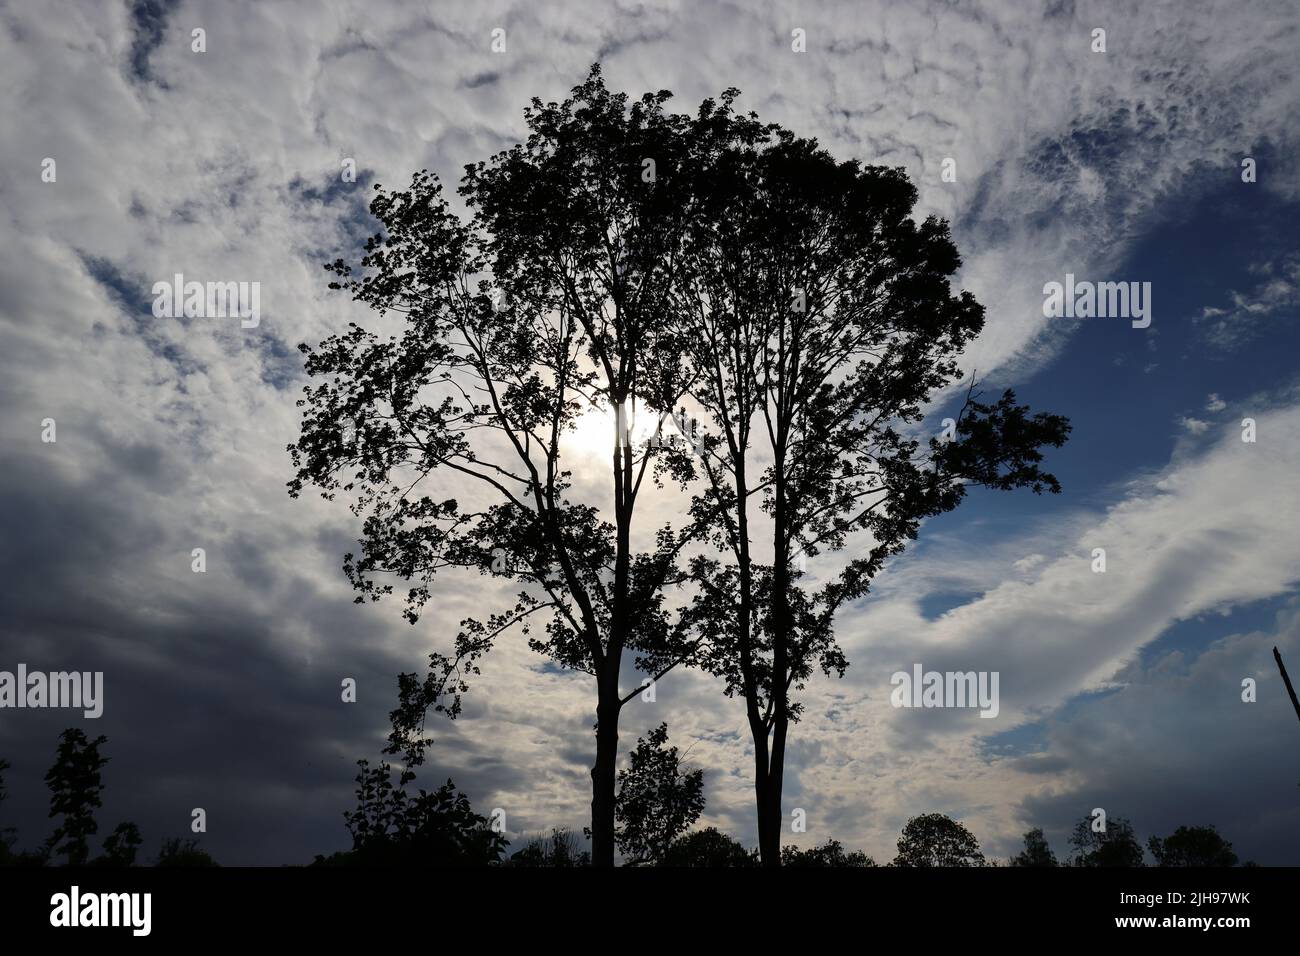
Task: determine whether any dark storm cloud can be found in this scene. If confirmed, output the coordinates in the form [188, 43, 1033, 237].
[0, 435, 389, 862]
[1, 0, 1298, 868]
[126, 0, 180, 86]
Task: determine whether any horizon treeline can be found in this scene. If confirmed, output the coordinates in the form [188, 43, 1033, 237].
[0, 728, 1252, 868]
[0, 729, 215, 868]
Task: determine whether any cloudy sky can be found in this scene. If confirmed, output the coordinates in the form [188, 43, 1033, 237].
[2, 0, 1299, 865]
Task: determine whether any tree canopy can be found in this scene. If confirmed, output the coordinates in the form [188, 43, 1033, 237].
[893, 812, 986, 867]
[290, 63, 1070, 867]
[1069, 815, 1145, 867]
[1009, 827, 1058, 867]
[1148, 825, 1238, 867]
[613, 723, 704, 865]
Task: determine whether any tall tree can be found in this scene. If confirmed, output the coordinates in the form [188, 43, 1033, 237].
[45, 728, 108, 866]
[290, 66, 745, 865]
[893, 812, 986, 867]
[613, 722, 704, 865]
[673, 128, 1070, 864]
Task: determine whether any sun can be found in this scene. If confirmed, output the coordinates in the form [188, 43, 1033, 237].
[563, 400, 664, 462]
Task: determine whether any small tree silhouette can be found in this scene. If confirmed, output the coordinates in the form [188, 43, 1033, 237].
[613, 723, 704, 865]
[94, 822, 144, 867]
[893, 812, 986, 867]
[41, 730, 143, 867]
[1148, 825, 1238, 867]
[1009, 827, 1058, 867]
[1069, 815, 1144, 867]
[45, 728, 108, 866]
[320, 758, 506, 867]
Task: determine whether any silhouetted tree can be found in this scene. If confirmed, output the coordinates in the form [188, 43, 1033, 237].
[93, 822, 144, 867]
[782, 839, 875, 867]
[44, 728, 108, 866]
[662, 827, 757, 867]
[0, 758, 13, 865]
[290, 65, 758, 866]
[893, 812, 986, 867]
[316, 759, 506, 867]
[1009, 827, 1057, 867]
[1148, 825, 1238, 867]
[614, 723, 704, 865]
[506, 828, 591, 867]
[1069, 815, 1144, 867]
[154, 837, 218, 867]
[673, 116, 1071, 865]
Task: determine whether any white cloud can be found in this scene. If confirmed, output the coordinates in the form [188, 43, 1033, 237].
[1198, 254, 1300, 349]
[775, 391, 1300, 859]
[1, 0, 1298, 862]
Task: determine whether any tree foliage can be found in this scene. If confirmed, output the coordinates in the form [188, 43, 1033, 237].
[1009, 826, 1057, 867]
[782, 839, 875, 867]
[613, 723, 704, 865]
[662, 827, 757, 867]
[94, 822, 144, 867]
[288, 63, 754, 866]
[1069, 815, 1144, 867]
[324, 759, 507, 867]
[893, 812, 986, 867]
[667, 95, 1070, 865]
[1148, 825, 1238, 867]
[290, 63, 1070, 867]
[44, 728, 109, 866]
[154, 837, 218, 867]
[506, 828, 591, 867]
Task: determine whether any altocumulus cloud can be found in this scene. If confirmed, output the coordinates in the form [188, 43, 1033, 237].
[0, 0, 1297, 863]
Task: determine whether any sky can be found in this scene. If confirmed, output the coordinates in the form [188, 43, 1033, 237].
[1, 0, 1299, 866]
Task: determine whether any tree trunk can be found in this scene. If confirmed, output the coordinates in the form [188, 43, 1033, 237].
[761, 447, 792, 868]
[750, 714, 779, 867]
[590, 682, 621, 867]
[589, 400, 632, 867]
[763, 716, 788, 866]
[757, 768, 782, 867]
